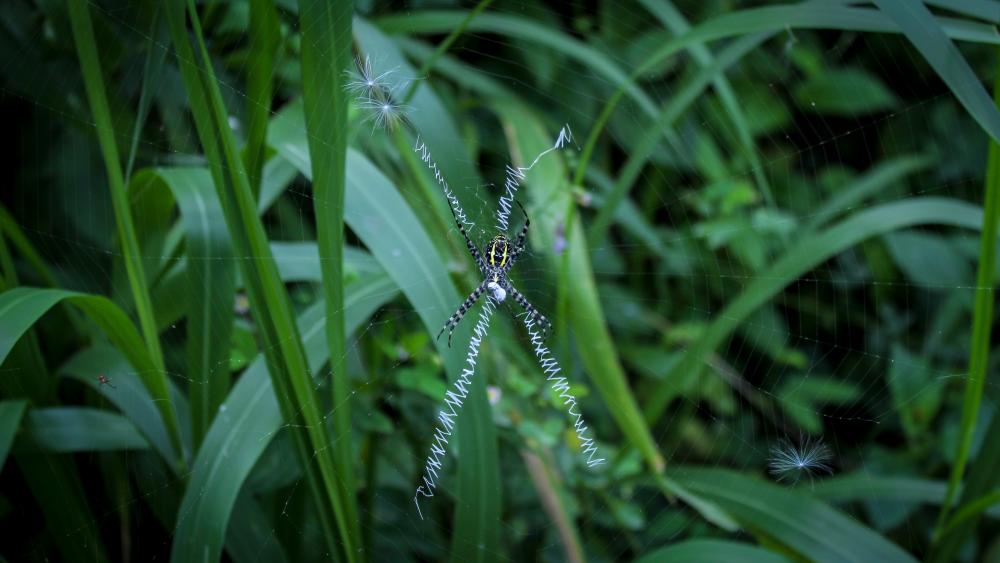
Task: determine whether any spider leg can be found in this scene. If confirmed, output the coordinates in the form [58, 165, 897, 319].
[506, 200, 530, 271]
[446, 198, 487, 273]
[508, 284, 551, 335]
[437, 280, 488, 347]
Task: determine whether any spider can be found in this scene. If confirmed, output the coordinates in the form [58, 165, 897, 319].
[437, 199, 551, 346]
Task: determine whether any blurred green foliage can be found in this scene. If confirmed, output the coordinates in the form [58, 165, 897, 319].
[1, 0, 1000, 561]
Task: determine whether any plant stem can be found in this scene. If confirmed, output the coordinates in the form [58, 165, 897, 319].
[932, 52, 1000, 542]
[401, 0, 494, 105]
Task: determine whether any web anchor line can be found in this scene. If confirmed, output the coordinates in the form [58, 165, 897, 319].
[495, 124, 573, 232]
[413, 297, 496, 520]
[523, 313, 605, 468]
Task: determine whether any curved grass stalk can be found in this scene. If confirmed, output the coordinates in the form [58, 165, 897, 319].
[931, 50, 1000, 544]
[66, 0, 167, 384]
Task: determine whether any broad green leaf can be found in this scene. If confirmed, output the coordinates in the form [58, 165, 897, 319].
[58, 344, 190, 464]
[0, 400, 27, 470]
[0, 287, 184, 466]
[804, 156, 930, 232]
[244, 0, 279, 198]
[172, 272, 397, 563]
[225, 491, 291, 563]
[885, 230, 974, 288]
[635, 539, 792, 563]
[794, 68, 897, 116]
[21, 407, 148, 452]
[164, 3, 354, 557]
[296, 0, 359, 538]
[67, 0, 165, 381]
[132, 167, 236, 448]
[874, 0, 1000, 143]
[355, 18, 480, 209]
[674, 468, 917, 562]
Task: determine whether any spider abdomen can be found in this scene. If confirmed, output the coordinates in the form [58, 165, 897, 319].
[486, 235, 510, 269]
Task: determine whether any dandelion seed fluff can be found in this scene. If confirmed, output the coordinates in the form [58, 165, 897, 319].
[768, 436, 833, 483]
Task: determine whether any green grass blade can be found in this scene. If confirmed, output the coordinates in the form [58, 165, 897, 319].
[376, 10, 659, 116]
[245, 0, 280, 198]
[164, 3, 355, 558]
[931, 50, 1000, 544]
[58, 344, 181, 463]
[635, 539, 792, 563]
[926, 0, 1000, 23]
[931, 406, 1000, 560]
[0, 400, 27, 471]
[66, 0, 166, 377]
[0, 287, 185, 463]
[943, 490, 1000, 533]
[295, 0, 359, 537]
[586, 33, 770, 246]
[572, 2, 999, 189]
[0, 204, 60, 289]
[873, 1, 1000, 143]
[269, 103, 502, 559]
[125, 5, 168, 184]
[673, 468, 917, 562]
[226, 492, 292, 563]
[135, 168, 236, 449]
[171, 274, 397, 563]
[400, 0, 494, 104]
[21, 407, 149, 452]
[644, 197, 998, 424]
[12, 454, 107, 562]
[637, 0, 774, 206]
[803, 155, 931, 232]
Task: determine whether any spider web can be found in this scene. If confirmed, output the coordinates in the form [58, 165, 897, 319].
[0, 0, 997, 561]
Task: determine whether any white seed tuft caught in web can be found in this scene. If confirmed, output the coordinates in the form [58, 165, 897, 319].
[345, 55, 395, 101]
[360, 97, 409, 132]
[768, 435, 833, 484]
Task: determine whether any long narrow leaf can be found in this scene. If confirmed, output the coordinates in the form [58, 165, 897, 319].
[66, 0, 166, 377]
[931, 49, 1000, 552]
[673, 468, 917, 562]
[296, 0, 359, 538]
[0, 400, 27, 470]
[874, 1, 1000, 143]
[171, 272, 397, 563]
[0, 287, 184, 465]
[163, 2, 354, 558]
[21, 407, 149, 452]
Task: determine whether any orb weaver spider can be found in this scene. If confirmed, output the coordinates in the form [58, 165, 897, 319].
[436, 199, 551, 346]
